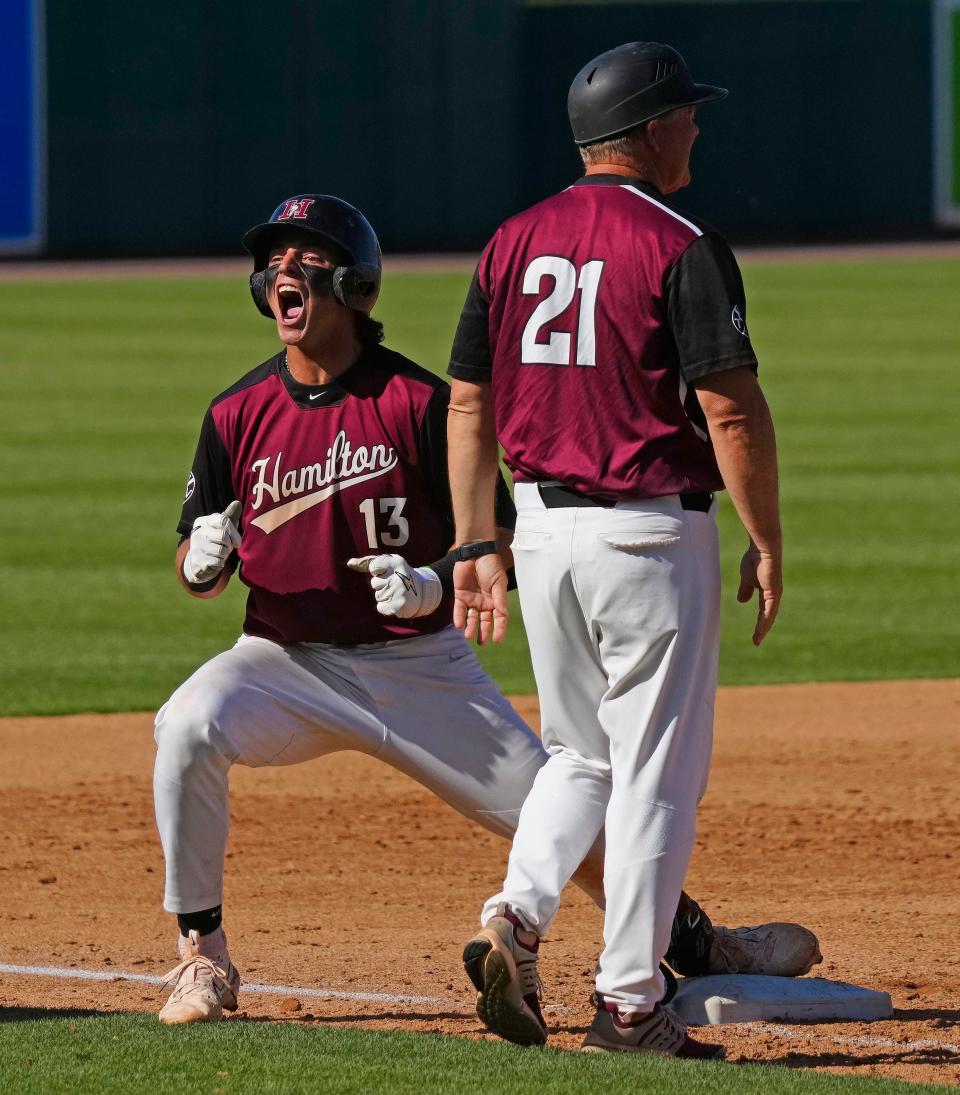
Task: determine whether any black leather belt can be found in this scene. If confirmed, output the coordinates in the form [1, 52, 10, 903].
[536, 481, 713, 512]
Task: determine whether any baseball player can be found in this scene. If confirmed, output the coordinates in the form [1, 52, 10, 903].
[155, 192, 810, 1026]
[446, 43, 784, 1056]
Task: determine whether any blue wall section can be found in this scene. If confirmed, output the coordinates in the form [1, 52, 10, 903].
[0, 0, 44, 252]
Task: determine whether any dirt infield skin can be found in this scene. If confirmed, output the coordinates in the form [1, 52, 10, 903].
[1, 680, 958, 1087]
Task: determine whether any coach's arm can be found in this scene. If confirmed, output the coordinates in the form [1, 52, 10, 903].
[695, 366, 783, 646]
[447, 378, 509, 644]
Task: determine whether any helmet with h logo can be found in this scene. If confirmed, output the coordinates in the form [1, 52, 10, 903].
[242, 194, 381, 317]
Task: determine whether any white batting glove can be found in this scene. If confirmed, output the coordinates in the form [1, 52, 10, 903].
[346, 554, 443, 619]
[183, 500, 242, 585]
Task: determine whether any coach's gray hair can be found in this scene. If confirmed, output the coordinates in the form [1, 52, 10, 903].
[578, 124, 647, 166]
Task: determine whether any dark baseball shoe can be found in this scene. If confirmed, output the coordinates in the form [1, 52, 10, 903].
[581, 1000, 725, 1059]
[667, 892, 822, 978]
[709, 923, 823, 977]
[159, 927, 241, 1024]
[462, 903, 547, 1046]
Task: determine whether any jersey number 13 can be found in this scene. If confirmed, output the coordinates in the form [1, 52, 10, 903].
[358, 497, 409, 549]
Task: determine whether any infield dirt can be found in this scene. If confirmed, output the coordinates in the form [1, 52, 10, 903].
[1, 680, 958, 1087]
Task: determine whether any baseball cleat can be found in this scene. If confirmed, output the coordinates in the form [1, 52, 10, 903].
[708, 922, 822, 977]
[158, 927, 241, 1025]
[463, 904, 547, 1047]
[581, 1000, 725, 1059]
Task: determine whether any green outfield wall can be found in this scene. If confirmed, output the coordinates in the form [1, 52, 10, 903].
[41, 0, 938, 255]
[934, 0, 960, 223]
[519, 0, 933, 236]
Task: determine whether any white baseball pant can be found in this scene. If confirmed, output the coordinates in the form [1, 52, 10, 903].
[153, 625, 603, 914]
[482, 483, 720, 1013]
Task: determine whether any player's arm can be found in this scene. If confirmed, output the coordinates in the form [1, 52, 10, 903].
[176, 501, 242, 599]
[175, 409, 241, 600]
[177, 540, 229, 599]
[666, 232, 782, 645]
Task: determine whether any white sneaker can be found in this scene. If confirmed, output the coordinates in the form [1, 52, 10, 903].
[581, 1000, 725, 1059]
[158, 927, 241, 1024]
[462, 904, 547, 1046]
[710, 923, 823, 977]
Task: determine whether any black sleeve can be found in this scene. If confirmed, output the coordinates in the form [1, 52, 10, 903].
[416, 385, 457, 546]
[494, 475, 517, 531]
[416, 383, 516, 542]
[665, 232, 759, 384]
[447, 266, 493, 382]
[177, 409, 236, 538]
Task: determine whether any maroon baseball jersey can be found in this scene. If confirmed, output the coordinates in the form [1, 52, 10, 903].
[448, 176, 759, 502]
[179, 346, 500, 644]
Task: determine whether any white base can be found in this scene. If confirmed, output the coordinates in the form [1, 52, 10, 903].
[669, 975, 893, 1025]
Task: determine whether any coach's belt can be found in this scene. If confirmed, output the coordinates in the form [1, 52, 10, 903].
[536, 481, 713, 513]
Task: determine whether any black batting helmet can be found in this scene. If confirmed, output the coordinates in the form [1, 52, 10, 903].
[568, 42, 727, 146]
[242, 194, 382, 317]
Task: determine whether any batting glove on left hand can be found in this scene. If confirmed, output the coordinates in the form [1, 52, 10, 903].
[346, 554, 443, 619]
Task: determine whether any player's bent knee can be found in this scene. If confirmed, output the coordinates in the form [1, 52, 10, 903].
[154, 694, 233, 775]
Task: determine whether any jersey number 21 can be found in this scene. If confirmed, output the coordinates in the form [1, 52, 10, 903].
[520, 256, 605, 368]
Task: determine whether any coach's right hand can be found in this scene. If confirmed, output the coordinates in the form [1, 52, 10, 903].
[737, 542, 782, 647]
[182, 501, 242, 585]
[454, 555, 509, 646]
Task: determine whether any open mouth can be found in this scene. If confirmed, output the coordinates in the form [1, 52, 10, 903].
[277, 283, 305, 325]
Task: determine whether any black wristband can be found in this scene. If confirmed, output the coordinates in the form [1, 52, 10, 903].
[181, 560, 221, 593]
[430, 550, 457, 590]
[454, 540, 498, 562]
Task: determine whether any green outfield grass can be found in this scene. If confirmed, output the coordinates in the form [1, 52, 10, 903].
[0, 257, 958, 714]
[0, 1012, 946, 1095]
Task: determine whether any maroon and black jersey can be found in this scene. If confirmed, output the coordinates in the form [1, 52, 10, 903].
[179, 345, 513, 644]
[448, 176, 759, 502]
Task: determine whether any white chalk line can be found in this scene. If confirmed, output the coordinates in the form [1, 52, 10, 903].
[0, 961, 576, 1014]
[747, 1021, 960, 1058]
[0, 962, 469, 1010]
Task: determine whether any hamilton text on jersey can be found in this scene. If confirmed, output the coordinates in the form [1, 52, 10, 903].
[248, 430, 399, 534]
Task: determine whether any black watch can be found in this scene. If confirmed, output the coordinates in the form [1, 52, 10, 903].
[454, 540, 498, 562]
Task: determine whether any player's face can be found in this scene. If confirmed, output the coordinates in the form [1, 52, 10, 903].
[654, 106, 699, 193]
[265, 238, 347, 350]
